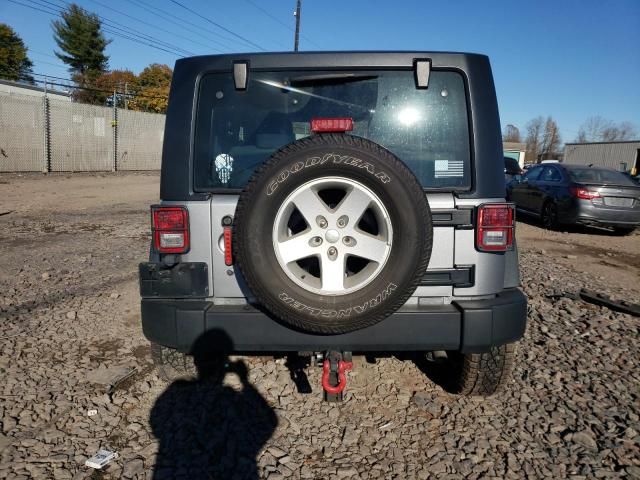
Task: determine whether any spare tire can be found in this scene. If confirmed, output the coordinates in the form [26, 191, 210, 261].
[234, 134, 432, 334]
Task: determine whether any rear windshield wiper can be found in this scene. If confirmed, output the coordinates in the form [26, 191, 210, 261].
[289, 73, 378, 87]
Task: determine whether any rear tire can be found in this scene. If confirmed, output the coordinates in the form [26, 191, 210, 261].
[423, 343, 518, 397]
[233, 134, 433, 334]
[541, 201, 559, 230]
[151, 343, 197, 382]
[612, 226, 636, 236]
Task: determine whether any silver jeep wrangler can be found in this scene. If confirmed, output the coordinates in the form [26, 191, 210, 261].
[139, 52, 527, 399]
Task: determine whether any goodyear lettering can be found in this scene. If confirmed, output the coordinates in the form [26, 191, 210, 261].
[266, 152, 392, 195]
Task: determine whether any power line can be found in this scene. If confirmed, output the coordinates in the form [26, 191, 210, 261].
[32, 0, 195, 56]
[243, 0, 321, 49]
[129, 0, 239, 51]
[86, 0, 222, 54]
[168, 0, 266, 51]
[10, 0, 191, 58]
[4, 73, 169, 99]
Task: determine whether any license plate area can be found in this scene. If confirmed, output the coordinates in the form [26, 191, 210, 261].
[603, 197, 634, 207]
[139, 262, 209, 298]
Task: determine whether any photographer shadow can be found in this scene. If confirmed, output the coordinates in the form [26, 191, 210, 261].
[149, 329, 278, 479]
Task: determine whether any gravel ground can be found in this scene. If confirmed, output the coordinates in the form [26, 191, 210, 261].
[0, 173, 639, 480]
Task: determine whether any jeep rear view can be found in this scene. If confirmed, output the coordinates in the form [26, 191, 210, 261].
[139, 52, 527, 400]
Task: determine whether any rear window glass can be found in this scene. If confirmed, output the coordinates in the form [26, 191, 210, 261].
[193, 70, 471, 190]
[567, 167, 635, 186]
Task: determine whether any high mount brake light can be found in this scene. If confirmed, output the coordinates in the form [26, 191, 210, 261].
[476, 204, 515, 252]
[570, 186, 601, 200]
[311, 117, 354, 133]
[152, 206, 190, 254]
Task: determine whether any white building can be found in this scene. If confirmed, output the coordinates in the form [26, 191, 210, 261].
[0, 79, 71, 101]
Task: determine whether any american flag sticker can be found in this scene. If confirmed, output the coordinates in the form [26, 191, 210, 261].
[434, 159, 464, 178]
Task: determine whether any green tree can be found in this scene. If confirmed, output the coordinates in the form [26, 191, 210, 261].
[0, 24, 34, 83]
[52, 3, 110, 87]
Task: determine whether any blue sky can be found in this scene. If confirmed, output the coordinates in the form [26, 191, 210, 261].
[2, 0, 639, 142]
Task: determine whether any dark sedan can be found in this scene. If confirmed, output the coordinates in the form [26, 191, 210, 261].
[507, 163, 640, 234]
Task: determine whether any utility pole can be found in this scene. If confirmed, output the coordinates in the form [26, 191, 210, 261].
[294, 0, 301, 51]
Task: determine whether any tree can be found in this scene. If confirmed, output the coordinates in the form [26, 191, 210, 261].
[540, 116, 561, 160]
[52, 3, 110, 86]
[575, 116, 638, 142]
[503, 124, 521, 143]
[129, 64, 172, 113]
[525, 116, 544, 163]
[91, 69, 137, 106]
[0, 24, 34, 83]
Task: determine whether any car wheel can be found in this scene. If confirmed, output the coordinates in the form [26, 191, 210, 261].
[233, 133, 433, 334]
[419, 343, 518, 397]
[541, 201, 559, 230]
[612, 226, 636, 236]
[151, 342, 197, 382]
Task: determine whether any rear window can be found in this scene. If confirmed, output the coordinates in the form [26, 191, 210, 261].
[567, 167, 636, 186]
[193, 69, 471, 190]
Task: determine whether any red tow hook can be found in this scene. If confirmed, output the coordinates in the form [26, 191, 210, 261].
[321, 359, 353, 395]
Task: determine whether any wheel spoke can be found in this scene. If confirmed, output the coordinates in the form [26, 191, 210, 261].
[351, 232, 389, 264]
[290, 188, 329, 225]
[320, 254, 345, 291]
[336, 187, 372, 223]
[278, 233, 316, 264]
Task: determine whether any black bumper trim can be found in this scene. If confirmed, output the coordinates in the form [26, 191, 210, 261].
[420, 266, 474, 288]
[141, 289, 527, 354]
[431, 208, 474, 228]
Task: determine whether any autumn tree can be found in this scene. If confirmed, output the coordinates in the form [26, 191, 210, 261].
[503, 124, 521, 143]
[92, 69, 137, 106]
[0, 24, 34, 83]
[52, 3, 110, 97]
[129, 64, 172, 113]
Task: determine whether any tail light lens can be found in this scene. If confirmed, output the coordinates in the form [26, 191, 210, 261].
[311, 117, 354, 133]
[476, 203, 515, 252]
[152, 206, 189, 254]
[570, 186, 601, 200]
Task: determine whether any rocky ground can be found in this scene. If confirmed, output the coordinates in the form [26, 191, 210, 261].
[0, 172, 638, 479]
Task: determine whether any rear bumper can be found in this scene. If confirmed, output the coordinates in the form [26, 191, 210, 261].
[140, 288, 527, 354]
[566, 200, 640, 227]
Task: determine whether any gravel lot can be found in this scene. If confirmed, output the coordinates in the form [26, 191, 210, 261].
[1, 173, 639, 479]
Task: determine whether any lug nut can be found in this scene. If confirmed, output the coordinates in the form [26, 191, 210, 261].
[327, 246, 338, 260]
[337, 215, 349, 228]
[309, 236, 323, 247]
[316, 216, 328, 228]
[342, 236, 356, 246]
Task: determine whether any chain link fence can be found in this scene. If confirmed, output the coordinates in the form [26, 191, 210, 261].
[0, 92, 46, 172]
[0, 91, 165, 172]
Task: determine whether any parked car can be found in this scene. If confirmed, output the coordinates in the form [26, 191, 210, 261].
[139, 52, 527, 400]
[624, 171, 640, 185]
[504, 156, 523, 184]
[507, 163, 640, 234]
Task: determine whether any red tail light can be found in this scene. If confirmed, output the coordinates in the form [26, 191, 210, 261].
[311, 117, 353, 133]
[476, 203, 515, 252]
[223, 226, 233, 266]
[570, 186, 601, 200]
[152, 206, 189, 254]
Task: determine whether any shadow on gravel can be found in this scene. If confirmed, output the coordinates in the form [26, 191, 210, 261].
[149, 330, 278, 479]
